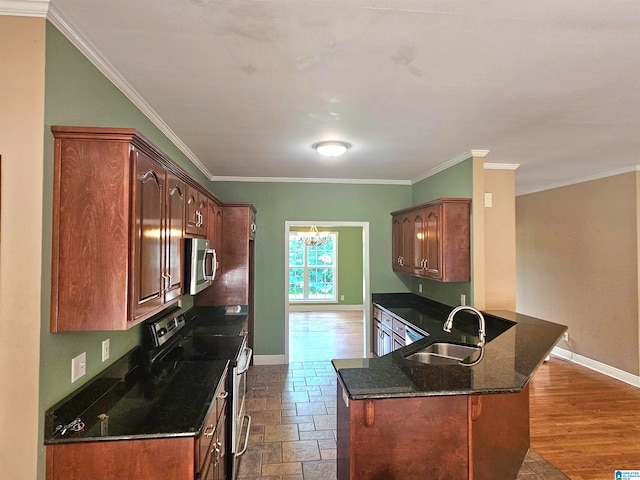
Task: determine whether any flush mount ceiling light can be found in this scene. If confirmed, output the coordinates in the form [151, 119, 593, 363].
[312, 140, 351, 157]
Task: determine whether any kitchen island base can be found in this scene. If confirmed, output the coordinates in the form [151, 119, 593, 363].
[337, 380, 530, 480]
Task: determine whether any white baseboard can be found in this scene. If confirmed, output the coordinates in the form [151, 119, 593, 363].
[551, 346, 640, 388]
[289, 304, 364, 312]
[253, 354, 286, 365]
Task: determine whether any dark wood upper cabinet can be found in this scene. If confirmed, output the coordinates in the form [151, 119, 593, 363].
[391, 198, 470, 283]
[165, 171, 185, 303]
[185, 184, 208, 238]
[391, 213, 413, 273]
[50, 126, 217, 331]
[206, 199, 224, 282]
[132, 149, 166, 322]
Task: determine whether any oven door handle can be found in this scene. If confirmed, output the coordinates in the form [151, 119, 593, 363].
[235, 414, 252, 457]
[236, 347, 253, 375]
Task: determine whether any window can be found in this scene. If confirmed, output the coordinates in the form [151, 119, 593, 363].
[289, 232, 337, 302]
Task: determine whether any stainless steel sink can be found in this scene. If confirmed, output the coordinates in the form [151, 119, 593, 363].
[405, 342, 481, 365]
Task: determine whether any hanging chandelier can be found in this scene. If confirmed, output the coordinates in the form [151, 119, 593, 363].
[297, 225, 329, 247]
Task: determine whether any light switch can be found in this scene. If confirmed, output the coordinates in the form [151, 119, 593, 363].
[71, 352, 86, 383]
[102, 339, 110, 362]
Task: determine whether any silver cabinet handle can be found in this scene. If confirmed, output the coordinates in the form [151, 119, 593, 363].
[218, 391, 229, 399]
[204, 424, 216, 438]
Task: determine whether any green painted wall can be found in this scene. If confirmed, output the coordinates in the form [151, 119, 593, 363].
[409, 159, 474, 306]
[39, 24, 202, 434]
[289, 226, 364, 306]
[209, 181, 412, 355]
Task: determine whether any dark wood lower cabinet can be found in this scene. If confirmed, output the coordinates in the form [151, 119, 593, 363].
[46, 437, 194, 480]
[337, 380, 530, 480]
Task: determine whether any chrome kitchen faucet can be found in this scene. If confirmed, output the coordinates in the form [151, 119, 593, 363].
[443, 305, 487, 349]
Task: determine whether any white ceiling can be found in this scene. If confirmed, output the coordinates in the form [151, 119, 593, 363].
[44, 0, 640, 194]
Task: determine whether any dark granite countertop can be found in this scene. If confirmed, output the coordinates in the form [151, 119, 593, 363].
[333, 294, 567, 400]
[45, 305, 248, 444]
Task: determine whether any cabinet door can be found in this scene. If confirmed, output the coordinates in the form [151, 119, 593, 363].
[186, 186, 207, 237]
[132, 150, 165, 321]
[412, 210, 426, 276]
[165, 173, 185, 301]
[424, 204, 442, 279]
[392, 333, 405, 351]
[373, 319, 382, 357]
[214, 401, 227, 480]
[391, 215, 403, 271]
[391, 214, 413, 273]
[381, 326, 392, 355]
[207, 200, 224, 254]
[400, 215, 413, 273]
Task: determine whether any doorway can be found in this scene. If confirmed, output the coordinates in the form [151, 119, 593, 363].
[284, 221, 370, 364]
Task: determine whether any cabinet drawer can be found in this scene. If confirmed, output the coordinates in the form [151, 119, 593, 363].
[392, 318, 406, 337]
[380, 312, 393, 329]
[373, 307, 381, 321]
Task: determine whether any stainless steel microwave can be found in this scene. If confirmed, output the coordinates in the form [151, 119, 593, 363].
[184, 238, 217, 295]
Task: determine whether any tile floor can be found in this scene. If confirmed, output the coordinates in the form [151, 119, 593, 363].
[238, 362, 568, 480]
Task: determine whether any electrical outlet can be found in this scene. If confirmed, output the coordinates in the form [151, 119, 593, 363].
[102, 339, 110, 362]
[340, 295, 345, 301]
[71, 352, 86, 383]
[418, 284, 423, 293]
[563, 331, 569, 342]
[460, 294, 466, 306]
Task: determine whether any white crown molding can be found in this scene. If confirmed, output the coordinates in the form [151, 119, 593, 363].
[212, 175, 411, 185]
[46, 5, 215, 180]
[518, 165, 640, 196]
[469, 149, 490, 158]
[484, 163, 520, 170]
[0, 0, 49, 17]
[410, 149, 490, 185]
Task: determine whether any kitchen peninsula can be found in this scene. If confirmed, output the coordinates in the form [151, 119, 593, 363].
[333, 293, 567, 480]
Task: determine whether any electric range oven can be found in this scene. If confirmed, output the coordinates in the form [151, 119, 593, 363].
[145, 311, 252, 479]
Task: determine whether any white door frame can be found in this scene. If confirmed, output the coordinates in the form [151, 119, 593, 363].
[284, 221, 371, 364]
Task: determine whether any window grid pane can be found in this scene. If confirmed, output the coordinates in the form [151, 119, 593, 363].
[288, 232, 337, 302]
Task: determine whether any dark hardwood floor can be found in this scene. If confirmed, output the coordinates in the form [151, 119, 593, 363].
[530, 356, 640, 480]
